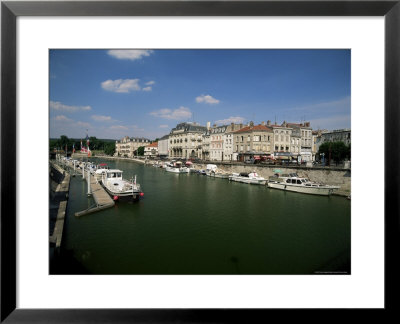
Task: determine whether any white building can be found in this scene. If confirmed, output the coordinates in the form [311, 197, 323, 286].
[158, 135, 169, 157]
[115, 136, 151, 157]
[223, 123, 243, 161]
[169, 122, 207, 159]
[287, 122, 313, 162]
[209, 124, 228, 161]
[144, 142, 159, 157]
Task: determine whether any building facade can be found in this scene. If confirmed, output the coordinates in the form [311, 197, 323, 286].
[209, 124, 228, 161]
[168, 122, 207, 159]
[157, 135, 169, 157]
[272, 121, 292, 161]
[286, 122, 313, 162]
[223, 123, 243, 161]
[144, 142, 159, 157]
[233, 121, 273, 162]
[115, 136, 151, 157]
[320, 129, 351, 146]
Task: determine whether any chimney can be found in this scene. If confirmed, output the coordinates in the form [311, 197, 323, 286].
[231, 122, 234, 131]
[261, 121, 265, 126]
[207, 121, 210, 130]
[213, 124, 217, 128]
[267, 120, 271, 126]
[250, 121, 254, 128]
[239, 123, 243, 129]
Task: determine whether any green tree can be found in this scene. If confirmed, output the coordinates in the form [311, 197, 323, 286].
[59, 135, 69, 149]
[104, 142, 116, 156]
[136, 146, 145, 156]
[318, 141, 350, 164]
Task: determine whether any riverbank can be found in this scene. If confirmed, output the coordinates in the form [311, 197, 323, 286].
[194, 162, 351, 197]
[79, 155, 350, 197]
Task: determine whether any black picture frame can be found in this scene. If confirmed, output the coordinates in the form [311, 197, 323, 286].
[1, 0, 399, 322]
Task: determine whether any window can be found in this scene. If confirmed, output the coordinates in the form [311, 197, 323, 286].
[286, 179, 291, 183]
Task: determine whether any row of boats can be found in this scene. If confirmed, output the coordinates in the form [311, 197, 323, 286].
[61, 158, 143, 202]
[60, 157, 340, 198]
[152, 161, 340, 196]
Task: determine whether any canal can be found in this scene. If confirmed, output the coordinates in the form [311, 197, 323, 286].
[56, 158, 351, 275]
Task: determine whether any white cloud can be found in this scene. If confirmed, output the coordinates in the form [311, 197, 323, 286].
[109, 125, 128, 130]
[50, 101, 91, 112]
[196, 94, 220, 104]
[150, 106, 192, 120]
[107, 50, 153, 61]
[54, 115, 72, 122]
[159, 124, 169, 128]
[76, 121, 91, 128]
[101, 79, 141, 93]
[215, 116, 246, 125]
[142, 86, 152, 92]
[145, 81, 155, 86]
[91, 115, 112, 122]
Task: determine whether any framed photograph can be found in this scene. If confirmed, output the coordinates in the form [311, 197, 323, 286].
[1, 0, 399, 322]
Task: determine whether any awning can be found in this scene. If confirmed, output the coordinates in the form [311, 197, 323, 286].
[277, 156, 290, 160]
[185, 161, 193, 165]
[254, 156, 261, 160]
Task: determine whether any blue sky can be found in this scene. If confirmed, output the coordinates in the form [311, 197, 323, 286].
[50, 49, 350, 140]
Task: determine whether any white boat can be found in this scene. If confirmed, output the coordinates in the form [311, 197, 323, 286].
[229, 172, 267, 185]
[101, 169, 143, 201]
[165, 161, 188, 173]
[94, 163, 109, 178]
[205, 165, 230, 179]
[267, 173, 340, 196]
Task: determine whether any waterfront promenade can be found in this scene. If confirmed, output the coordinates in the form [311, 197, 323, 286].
[92, 155, 351, 197]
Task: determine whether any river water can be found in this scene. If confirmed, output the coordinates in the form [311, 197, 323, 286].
[58, 158, 350, 275]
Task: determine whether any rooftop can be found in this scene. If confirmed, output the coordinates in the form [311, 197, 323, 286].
[234, 124, 273, 133]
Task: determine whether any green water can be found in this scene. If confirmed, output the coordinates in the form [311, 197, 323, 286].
[59, 158, 350, 274]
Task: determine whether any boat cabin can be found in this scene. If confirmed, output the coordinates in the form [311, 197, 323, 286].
[105, 169, 123, 180]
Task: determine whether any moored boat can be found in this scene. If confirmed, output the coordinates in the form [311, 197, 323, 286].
[101, 169, 143, 201]
[267, 173, 339, 196]
[229, 172, 267, 185]
[165, 161, 189, 173]
[94, 163, 109, 179]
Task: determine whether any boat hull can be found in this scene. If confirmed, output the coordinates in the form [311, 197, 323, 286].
[229, 176, 266, 185]
[102, 184, 142, 201]
[166, 167, 188, 173]
[267, 182, 335, 196]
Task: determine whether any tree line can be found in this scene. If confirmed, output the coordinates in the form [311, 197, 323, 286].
[317, 141, 351, 165]
[50, 135, 116, 156]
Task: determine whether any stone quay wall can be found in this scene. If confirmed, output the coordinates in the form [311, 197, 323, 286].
[194, 162, 351, 196]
